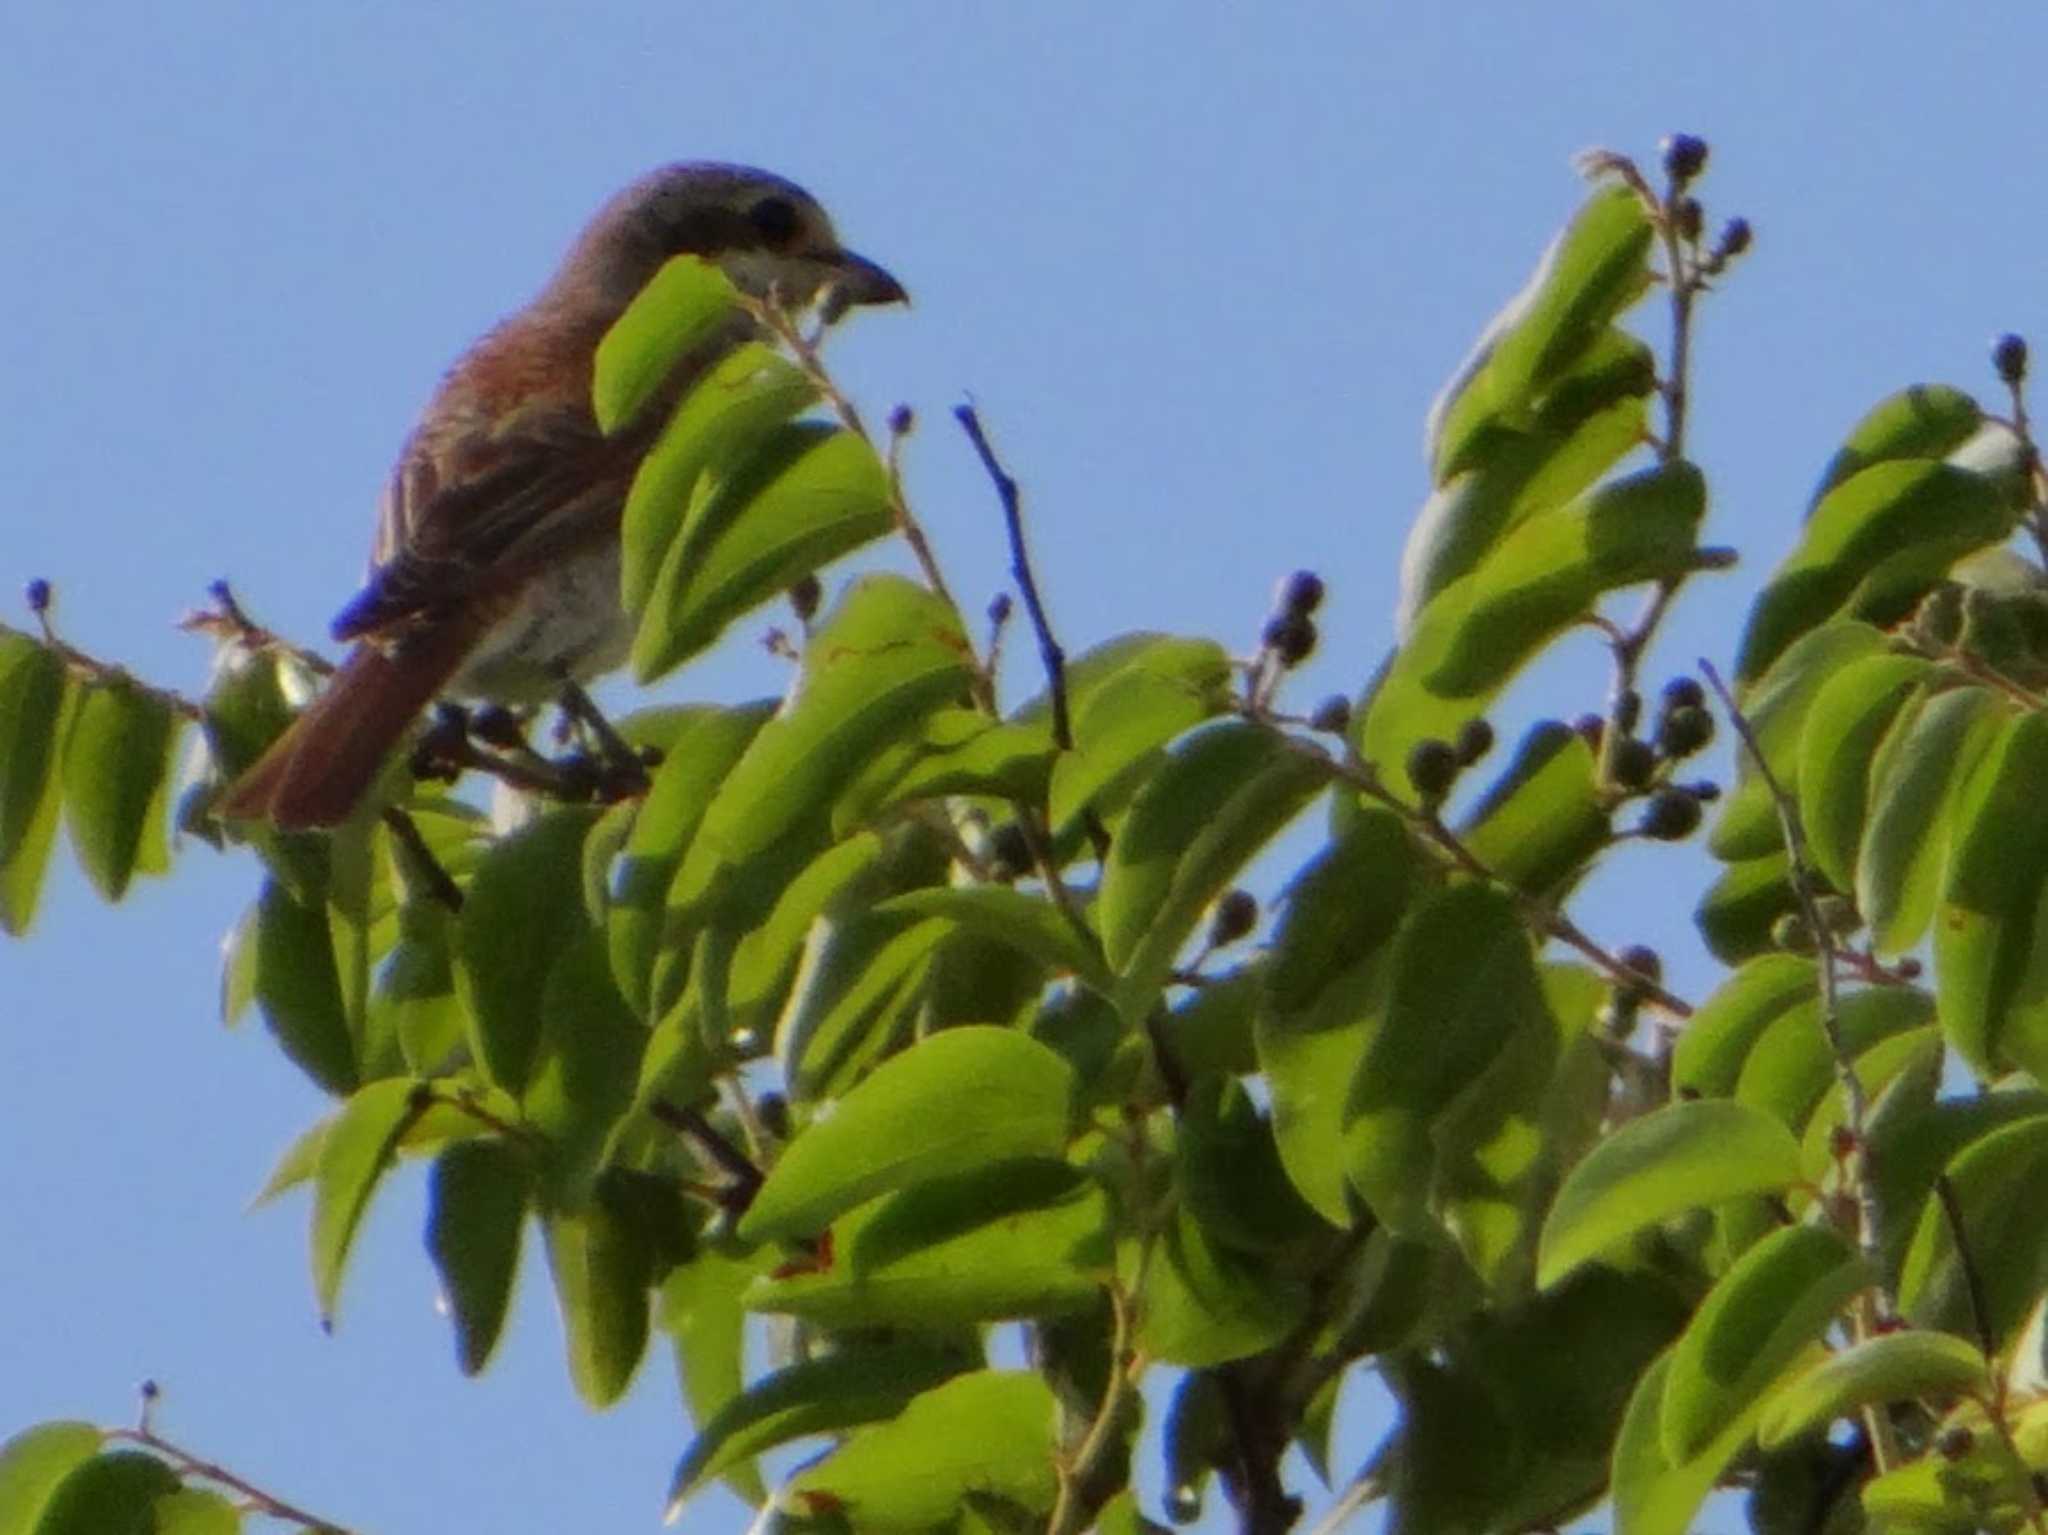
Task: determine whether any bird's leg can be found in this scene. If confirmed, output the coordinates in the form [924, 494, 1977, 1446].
[554, 678, 653, 801]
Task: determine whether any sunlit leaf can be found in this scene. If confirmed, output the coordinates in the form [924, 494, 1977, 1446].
[592, 254, 740, 435]
[742, 1026, 1074, 1242]
[426, 1139, 531, 1375]
[311, 1076, 426, 1326]
[0, 632, 73, 934]
[1757, 1331, 1990, 1449]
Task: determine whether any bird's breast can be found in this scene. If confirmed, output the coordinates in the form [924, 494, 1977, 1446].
[452, 542, 632, 702]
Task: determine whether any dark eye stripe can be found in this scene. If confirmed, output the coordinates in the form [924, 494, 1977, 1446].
[747, 195, 802, 248]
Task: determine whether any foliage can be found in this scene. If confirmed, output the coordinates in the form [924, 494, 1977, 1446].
[12, 137, 2048, 1534]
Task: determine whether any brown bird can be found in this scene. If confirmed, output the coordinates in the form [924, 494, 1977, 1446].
[217, 163, 905, 828]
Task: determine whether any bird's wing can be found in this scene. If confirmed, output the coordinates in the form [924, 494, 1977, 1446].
[333, 394, 633, 643]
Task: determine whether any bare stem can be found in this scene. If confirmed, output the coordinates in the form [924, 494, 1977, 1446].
[1046, 1286, 1143, 1535]
[107, 1424, 351, 1531]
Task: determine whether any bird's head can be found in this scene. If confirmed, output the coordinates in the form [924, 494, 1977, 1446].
[554, 161, 907, 321]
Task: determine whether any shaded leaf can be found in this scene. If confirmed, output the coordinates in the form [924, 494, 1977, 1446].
[1793, 653, 1934, 894]
[543, 1170, 660, 1408]
[426, 1139, 531, 1375]
[29, 1451, 179, 1535]
[660, 1248, 769, 1506]
[312, 1077, 426, 1326]
[877, 885, 1108, 995]
[252, 876, 357, 1096]
[1138, 1204, 1306, 1366]
[1897, 1112, 2048, 1346]
[666, 1343, 970, 1516]
[0, 1421, 102, 1533]
[1758, 1331, 1990, 1449]
[0, 633, 73, 934]
[60, 679, 179, 901]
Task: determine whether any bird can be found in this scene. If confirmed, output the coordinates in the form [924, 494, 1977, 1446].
[216, 162, 906, 828]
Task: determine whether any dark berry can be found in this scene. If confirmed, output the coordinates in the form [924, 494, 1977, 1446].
[1656, 705, 1715, 759]
[1614, 689, 1642, 735]
[1937, 1425, 1975, 1461]
[1262, 613, 1317, 668]
[24, 578, 50, 614]
[1277, 569, 1325, 617]
[1680, 779, 1721, 802]
[1454, 718, 1495, 766]
[1770, 912, 1817, 954]
[1407, 738, 1461, 801]
[1897, 956, 1924, 980]
[1572, 713, 1606, 751]
[987, 591, 1014, 626]
[789, 573, 823, 623]
[1610, 737, 1659, 791]
[1994, 332, 2029, 387]
[1618, 945, 1662, 987]
[887, 402, 916, 436]
[988, 821, 1034, 881]
[1208, 889, 1259, 948]
[1661, 133, 1709, 184]
[1309, 694, 1351, 734]
[1716, 217, 1752, 258]
[1673, 196, 1703, 243]
[1662, 676, 1705, 711]
[1639, 788, 1702, 840]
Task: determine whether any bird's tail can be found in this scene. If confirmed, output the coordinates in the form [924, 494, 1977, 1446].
[215, 620, 481, 829]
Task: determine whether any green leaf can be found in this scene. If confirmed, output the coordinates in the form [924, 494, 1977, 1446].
[835, 710, 1053, 834]
[148, 1489, 242, 1535]
[0, 633, 73, 935]
[1536, 1099, 1804, 1289]
[147, 1489, 241, 1535]
[29, 1450, 179, 1535]
[1348, 883, 1547, 1235]
[519, 929, 644, 1199]
[1733, 986, 1934, 1135]
[1735, 460, 2014, 686]
[1793, 653, 1935, 893]
[251, 876, 357, 1096]
[1898, 1113, 2048, 1345]
[1709, 620, 1889, 861]
[776, 910, 950, 1104]
[1671, 955, 1817, 1099]
[1257, 808, 1423, 1224]
[723, 833, 886, 1033]
[59, 680, 179, 902]
[741, 1026, 1074, 1241]
[665, 1343, 971, 1517]
[1139, 1203, 1307, 1366]
[0, 1421, 102, 1533]
[1612, 1347, 1799, 1535]
[1810, 385, 1984, 511]
[1859, 684, 2009, 954]
[1426, 184, 1656, 480]
[607, 702, 774, 1019]
[591, 254, 740, 435]
[1694, 851, 1799, 965]
[632, 423, 895, 682]
[543, 1170, 659, 1408]
[745, 1158, 1110, 1328]
[1457, 720, 1609, 899]
[877, 886, 1109, 995]
[620, 342, 817, 613]
[1659, 1223, 1872, 1463]
[1363, 460, 1705, 796]
[671, 576, 973, 909]
[1179, 1077, 1336, 1257]
[1758, 1331, 1990, 1449]
[311, 1077, 426, 1326]
[787, 1370, 1058, 1529]
[426, 1139, 531, 1375]
[455, 806, 599, 1095]
[1870, 1091, 2048, 1276]
[1935, 710, 2048, 1080]
[1403, 329, 1654, 626]
[659, 1247, 768, 1506]
[1099, 721, 1329, 1015]
[1046, 645, 1235, 834]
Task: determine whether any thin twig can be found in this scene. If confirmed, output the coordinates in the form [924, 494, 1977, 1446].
[22, 582, 206, 722]
[380, 807, 464, 913]
[1702, 658, 1899, 1473]
[651, 1099, 764, 1213]
[955, 404, 1072, 749]
[107, 1425, 350, 1531]
[1306, 1466, 1383, 1535]
[1265, 724, 1695, 1016]
[1046, 1286, 1143, 1535]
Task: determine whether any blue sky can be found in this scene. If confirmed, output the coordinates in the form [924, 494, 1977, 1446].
[6, 4, 2047, 1531]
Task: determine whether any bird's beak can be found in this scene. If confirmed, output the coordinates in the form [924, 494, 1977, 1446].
[817, 249, 908, 319]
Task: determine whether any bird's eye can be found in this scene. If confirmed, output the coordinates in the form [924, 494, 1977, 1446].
[747, 195, 802, 248]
